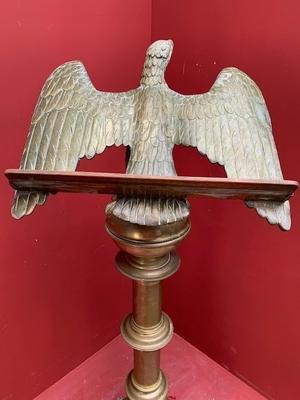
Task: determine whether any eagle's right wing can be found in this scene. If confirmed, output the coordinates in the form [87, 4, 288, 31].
[12, 61, 137, 219]
[169, 68, 290, 230]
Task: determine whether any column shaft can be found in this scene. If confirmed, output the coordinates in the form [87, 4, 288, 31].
[133, 280, 162, 327]
[133, 350, 160, 387]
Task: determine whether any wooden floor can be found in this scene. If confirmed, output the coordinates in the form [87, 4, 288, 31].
[34, 333, 267, 400]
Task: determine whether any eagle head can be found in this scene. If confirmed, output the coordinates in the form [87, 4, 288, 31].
[140, 40, 174, 86]
[146, 39, 174, 63]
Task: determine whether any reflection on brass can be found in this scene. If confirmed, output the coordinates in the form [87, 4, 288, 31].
[116, 251, 180, 281]
[121, 312, 173, 351]
[106, 212, 191, 242]
[133, 350, 160, 387]
[106, 215, 189, 399]
[126, 370, 168, 400]
[12, 40, 291, 230]
[133, 281, 161, 327]
[105, 213, 191, 256]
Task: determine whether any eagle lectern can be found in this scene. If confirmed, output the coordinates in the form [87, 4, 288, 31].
[5, 40, 298, 399]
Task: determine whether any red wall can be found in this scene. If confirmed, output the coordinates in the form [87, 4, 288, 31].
[152, 2, 300, 400]
[0, 2, 151, 399]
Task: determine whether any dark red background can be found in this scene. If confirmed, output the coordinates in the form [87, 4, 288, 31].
[1, 1, 300, 399]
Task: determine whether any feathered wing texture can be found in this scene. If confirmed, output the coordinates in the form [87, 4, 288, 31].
[12, 61, 137, 219]
[169, 67, 290, 230]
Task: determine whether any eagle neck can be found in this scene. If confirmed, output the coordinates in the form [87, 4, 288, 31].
[140, 55, 167, 87]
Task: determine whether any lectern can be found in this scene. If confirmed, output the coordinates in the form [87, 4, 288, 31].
[5, 39, 299, 399]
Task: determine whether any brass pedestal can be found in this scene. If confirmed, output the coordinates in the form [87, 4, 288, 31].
[106, 214, 190, 400]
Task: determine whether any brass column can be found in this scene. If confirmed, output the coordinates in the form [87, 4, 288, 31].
[106, 214, 190, 400]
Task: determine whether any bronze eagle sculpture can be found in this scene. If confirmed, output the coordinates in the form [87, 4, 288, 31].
[12, 39, 290, 230]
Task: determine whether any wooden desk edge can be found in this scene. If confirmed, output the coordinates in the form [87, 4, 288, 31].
[4, 169, 299, 202]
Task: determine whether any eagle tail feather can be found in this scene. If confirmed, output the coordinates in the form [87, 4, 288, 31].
[246, 200, 291, 231]
[11, 191, 48, 219]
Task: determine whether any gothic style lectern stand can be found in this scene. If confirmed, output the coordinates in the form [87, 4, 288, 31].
[5, 169, 298, 400]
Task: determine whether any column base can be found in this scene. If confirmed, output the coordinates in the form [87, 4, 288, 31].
[126, 370, 168, 400]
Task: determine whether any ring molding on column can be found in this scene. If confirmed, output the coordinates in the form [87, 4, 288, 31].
[121, 312, 173, 351]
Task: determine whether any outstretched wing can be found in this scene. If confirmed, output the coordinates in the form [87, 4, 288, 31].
[12, 61, 136, 219]
[169, 67, 290, 230]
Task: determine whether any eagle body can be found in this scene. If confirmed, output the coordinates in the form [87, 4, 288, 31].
[12, 40, 291, 230]
[126, 86, 176, 177]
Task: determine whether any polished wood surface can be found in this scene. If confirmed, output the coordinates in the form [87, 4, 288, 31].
[5, 169, 298, 202]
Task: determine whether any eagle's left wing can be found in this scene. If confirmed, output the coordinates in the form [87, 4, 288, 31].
[12, 61, 137, 219]
[168, 67, 290, 230]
